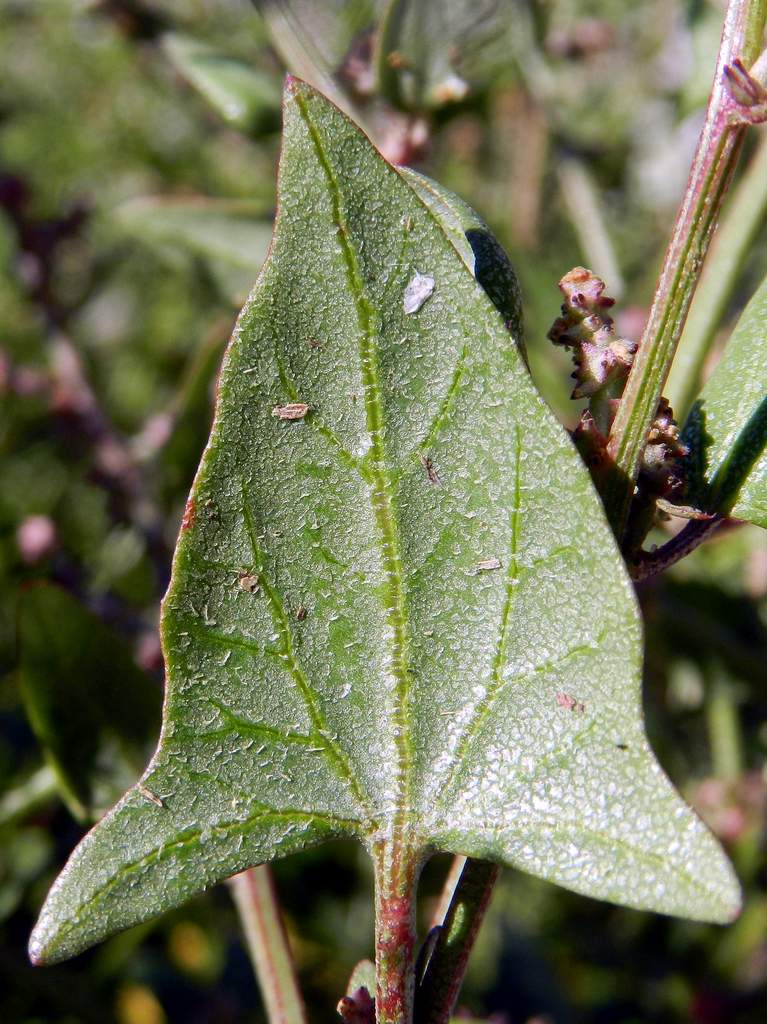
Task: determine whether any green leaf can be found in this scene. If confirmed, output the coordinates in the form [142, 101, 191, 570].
[114, 197, 273, 305]
[0, 766, 57, 828]
[30, 79, 738, 966]
[681, 274, 767, 527]
[18, 584, 161, 822]
[163, 33, 281, 132]
[159, 330, 228, 499]
[375, 0, 514, 111]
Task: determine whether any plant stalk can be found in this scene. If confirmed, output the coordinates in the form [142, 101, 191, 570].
[665, 128, 767, 420]
[414, 857, 500, 1024]
[373, 840, 422, 1024]
[558, 156, 624, 299]
[227, 865, 307, 1024]
[604, 0, 767, 539]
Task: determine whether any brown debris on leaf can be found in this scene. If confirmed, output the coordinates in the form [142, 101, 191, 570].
[420, 453, 442, 486]
[238, 572, 260, 595]
[272, 402, 309, 420]
[556, 692, 586, 713]
[473, 557, 502, 573]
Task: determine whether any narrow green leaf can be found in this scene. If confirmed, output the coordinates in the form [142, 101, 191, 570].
[114, 197, 273, 305]
[18, 584, 161, 822]
[159, 330, 228, 498]
[163, 33, 280, 132]
[31, 79, 738, 967]
[0, 765, 57, 828]
[681, 274, 767, 527]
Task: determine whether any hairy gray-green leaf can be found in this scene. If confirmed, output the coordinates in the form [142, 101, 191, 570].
[31, 79, 738, 966]
[255, 0, 378, 119]
[400, 168, 523, 339]
[681, 275, 767, 527]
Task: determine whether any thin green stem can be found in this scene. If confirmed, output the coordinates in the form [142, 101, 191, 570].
[414, 858, 499, 1024]
[705, 664, 744, 784]
[604, 0, 767, 539]
[227, 866, 307, 1024]
[373, 840, 422, 1024]
[666, 129, 767, 420]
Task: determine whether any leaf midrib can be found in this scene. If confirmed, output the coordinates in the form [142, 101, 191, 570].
[294, 91, 414, 839]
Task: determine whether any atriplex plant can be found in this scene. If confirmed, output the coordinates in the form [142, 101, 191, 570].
[26, 1, 767, 1022]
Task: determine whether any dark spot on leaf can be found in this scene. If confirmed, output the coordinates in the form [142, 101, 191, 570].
[420, 454, 442, 486]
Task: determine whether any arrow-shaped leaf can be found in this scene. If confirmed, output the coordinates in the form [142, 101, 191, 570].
[31, 79, 738, 975]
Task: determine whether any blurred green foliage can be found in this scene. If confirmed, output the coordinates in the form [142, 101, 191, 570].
[1, 1, 767, 1022]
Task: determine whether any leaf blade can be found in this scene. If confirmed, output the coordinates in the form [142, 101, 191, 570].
[681, 274, 767, 527]
[31, 78, 739, 965]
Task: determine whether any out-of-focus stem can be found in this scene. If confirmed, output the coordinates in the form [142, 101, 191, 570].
[604, 0, 767, 539]
[228, 865, 307, 1024]
[414, 858, 499, 1024]
[706, 665, 744, 783]
[558, 157, 624, 299]
[628, 516, 731, 580]
[666, 129, 767, 420]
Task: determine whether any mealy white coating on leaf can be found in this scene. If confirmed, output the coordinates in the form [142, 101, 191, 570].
[403, 271, 435, 314]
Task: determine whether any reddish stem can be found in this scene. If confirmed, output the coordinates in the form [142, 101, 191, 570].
[373, 841, 422, 1024]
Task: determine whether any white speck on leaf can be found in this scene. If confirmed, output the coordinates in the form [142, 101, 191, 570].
[403, 272, 435, 314]
[473, 557, 502, 573]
